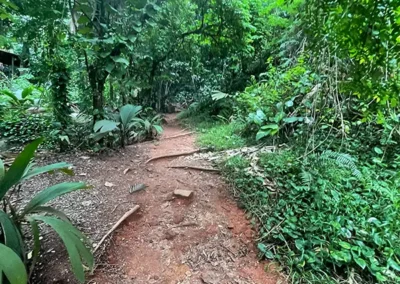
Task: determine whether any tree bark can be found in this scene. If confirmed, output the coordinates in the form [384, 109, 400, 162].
[89, 65, 107, 121]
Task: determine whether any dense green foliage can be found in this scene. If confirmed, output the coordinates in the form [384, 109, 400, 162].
[0, 139, 93, 283]
[1, 0, 399, 282]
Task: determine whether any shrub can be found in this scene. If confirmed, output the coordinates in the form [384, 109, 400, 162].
[0, 138, 94, 283]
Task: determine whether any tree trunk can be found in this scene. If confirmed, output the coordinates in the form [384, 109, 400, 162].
[109, 77, 114, 102]
[89, 65, 107, 121]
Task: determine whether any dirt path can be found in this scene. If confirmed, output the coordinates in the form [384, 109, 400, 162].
[91, 114, 281, 284]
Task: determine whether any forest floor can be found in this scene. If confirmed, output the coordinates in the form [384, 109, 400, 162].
[28, 114, 282, 283]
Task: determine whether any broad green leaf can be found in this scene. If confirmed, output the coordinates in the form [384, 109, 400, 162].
[0, 138, 43, 200]
[388, 258, 400, 272]
[153, 125, 163, 134]
[105, 62, 115, 73]
[1, 89, 20, 104]
[0, 210, 24, 257]
[91, 131, 110, 142]
[256, 109, 266, 120]
[283, 117, 300, 123]
[128, 35, 137, 43]
[132, 25, 142, 33]
[374, 147, 383, 155]
[102, 37, 114, 44]
[261, 124, 279, 130]
[339, 241, 351, 250]
[93, 120, 119, 133]
[78, 26, 92, 35]
[354, 257, 367, 269]
[21, 162, 73, 181]
[30, 206, 71, 223]
[375, 272, 387, 282]
[23, 182, 87, 214]
[32, 216, 94, 283]
[119, 105, 142, 129]
[285, 100, 294, 107]
[0, 244, 27, 284]
[28, 219, 41, 278]
[112, 56, 129, 66]
[0, 159, 4, 181]
[21, 86, 34, 98]
[257, 243, 267, 253]
[77, 15, 90, 24]
[99, 51, 111, 59]
[256, 130, 270, 141]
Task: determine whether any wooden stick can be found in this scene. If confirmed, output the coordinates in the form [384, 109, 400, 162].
[162, 132, 193, 140]
[93, 205, 140, 253]
[171, 222, 198, 228]
[169, 165, 220, 172]
[145, 149, 202, 164]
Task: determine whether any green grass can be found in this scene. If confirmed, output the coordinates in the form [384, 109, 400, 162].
[179, 113, 247, 150]
[197, 123, 247, 150]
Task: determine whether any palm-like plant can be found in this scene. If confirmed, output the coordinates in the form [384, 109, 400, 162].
[0, 138, 94, 284]
[93, 104, 143, 147]
[131, 114, 163, 141]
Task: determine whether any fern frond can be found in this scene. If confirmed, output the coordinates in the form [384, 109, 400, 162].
[319, 150, 362, 179]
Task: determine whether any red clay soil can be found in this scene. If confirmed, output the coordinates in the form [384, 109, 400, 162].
[91, 114, 282, 284]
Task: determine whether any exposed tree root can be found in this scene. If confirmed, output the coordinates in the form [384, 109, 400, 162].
[93, 205, 140, 253]
[145, 149, 202, 164]
[169, 165, 220, 172]
[162, 132, 194, 140]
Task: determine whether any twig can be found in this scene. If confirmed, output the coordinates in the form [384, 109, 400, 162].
[145, 149, 203, 164]
[169, 165, 220, 172]
[162, 132, 194, 140]
[171, 222, 198, 228]
[111, 201, 130, 213]
[93, 205, 140, 253]
[256, 219, 285, 241]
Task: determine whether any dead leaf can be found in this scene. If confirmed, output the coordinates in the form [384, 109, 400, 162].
[105, 182, 115, 187]
[123, 168, 131, 175]
[78, 173, 87, 176]
[80, 156, 90, 160]
[129, 183, 146, 194]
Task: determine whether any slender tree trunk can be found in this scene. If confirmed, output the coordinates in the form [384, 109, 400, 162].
[109, 77, 114, 102]
[89, 65, 107, 121]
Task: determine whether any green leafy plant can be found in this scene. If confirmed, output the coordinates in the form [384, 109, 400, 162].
[223, 149, 400, 283]
[0, 113, 54, 145]
[0, 86, 36, 107]
[0, 138, 94, 283]
[93, 104, 143, 147]
[132, 114, 164, 141]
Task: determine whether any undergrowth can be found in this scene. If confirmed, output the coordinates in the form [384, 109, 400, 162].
[222, 149, 400, 283]
[181, 112, 400, 283]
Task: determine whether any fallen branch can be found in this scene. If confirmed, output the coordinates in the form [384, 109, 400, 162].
[169, 165, 220, 172]
[145, 149, 203, 164]
[162, 132, 193, 140]
[93, 205, 140, 253]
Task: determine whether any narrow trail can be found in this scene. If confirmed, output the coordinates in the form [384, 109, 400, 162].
[92, 114, 280, 284]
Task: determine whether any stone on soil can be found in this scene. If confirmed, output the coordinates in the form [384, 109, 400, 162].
[173, 189, 193, 198]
